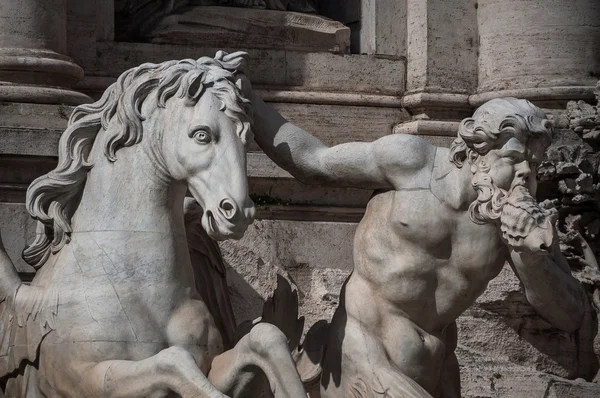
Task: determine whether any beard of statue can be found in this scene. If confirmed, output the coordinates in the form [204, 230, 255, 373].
[468, 159, 509, 225]
[468, 158, 551, 250]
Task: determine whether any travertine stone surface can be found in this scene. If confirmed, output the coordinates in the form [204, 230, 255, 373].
[459, 267, 593, 379]
[457, 343, 600, 397]
[357, 0, 407, 57]
[114, 0, 319, 40]
[80, 42, 406, 97]
[66, 0, 110, 77]
[0, 0, 90, 105]
[406, 0, 478, 94]
[477, 0, 600, 92]
[401, 0, 478, 139]
[149, 6, 350, 53]
[220, 219, 355, 331]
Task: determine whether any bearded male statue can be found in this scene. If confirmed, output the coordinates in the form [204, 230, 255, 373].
[251, 96, 587, 397]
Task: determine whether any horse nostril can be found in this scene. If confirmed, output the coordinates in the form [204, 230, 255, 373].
[219, 199, 237, 220]
[539, 243, 548, 251]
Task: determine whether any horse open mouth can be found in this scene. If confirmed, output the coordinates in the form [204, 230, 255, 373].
[202, 209, 248, 241]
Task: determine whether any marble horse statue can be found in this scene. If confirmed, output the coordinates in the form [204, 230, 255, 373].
[0, 51, 306, 397]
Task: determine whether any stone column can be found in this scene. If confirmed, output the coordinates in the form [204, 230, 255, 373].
[473, 0, 600, 106]
[0, 0, 90, 105]
[359, 0, 406, 57]
[319, 0, 405, 57]
[397, 0, 478, 144]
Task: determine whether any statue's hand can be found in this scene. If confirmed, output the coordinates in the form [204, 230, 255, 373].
[502, 218, 554, 257]
[499, 186, 556, 255]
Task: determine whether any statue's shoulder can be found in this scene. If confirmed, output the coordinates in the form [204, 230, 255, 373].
[375, 134, 437, 191]
[430, 147, 472, 211]
[376, 133, 436, 161]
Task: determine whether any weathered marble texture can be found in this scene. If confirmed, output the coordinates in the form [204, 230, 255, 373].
[250, 95, 588, 397]
[0, 52, 306, 398]
[0, 0, 598, 396]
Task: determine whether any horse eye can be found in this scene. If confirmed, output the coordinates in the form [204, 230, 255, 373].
[193, 130, 211, 144]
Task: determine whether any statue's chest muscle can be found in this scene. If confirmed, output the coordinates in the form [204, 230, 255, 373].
[362, 190, 505, 277]
[452, 218, 507, 280]
[387, 190, 452, 249]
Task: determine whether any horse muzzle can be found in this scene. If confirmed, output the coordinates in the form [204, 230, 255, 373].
[202, 197, 255, 241]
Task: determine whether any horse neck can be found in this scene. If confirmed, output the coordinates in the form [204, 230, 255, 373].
[59, 128, 196, 290]
[70, 125, 187, 239]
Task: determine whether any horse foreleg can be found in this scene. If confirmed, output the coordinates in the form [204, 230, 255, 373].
[80, 346, 228, 398]
[208, 323, 306, 398]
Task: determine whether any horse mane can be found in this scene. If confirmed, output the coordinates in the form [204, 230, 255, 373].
[23, 51, 253, 268]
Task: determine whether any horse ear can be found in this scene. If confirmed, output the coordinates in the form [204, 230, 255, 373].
[235, 73, 252, 99]
[215, 50, 249, 72]
[186, 71, 205, 103]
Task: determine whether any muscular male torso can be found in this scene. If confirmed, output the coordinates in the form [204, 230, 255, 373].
[321, 147, 509, 398]
[251, 96, 583, 398]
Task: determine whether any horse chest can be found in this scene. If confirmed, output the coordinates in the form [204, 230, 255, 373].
[44, 255, 223, 370]
[47, 240, 196, 345]
[50, 277, 185, 344]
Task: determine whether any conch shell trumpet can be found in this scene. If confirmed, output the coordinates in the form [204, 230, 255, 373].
[500, 186, 557, 254]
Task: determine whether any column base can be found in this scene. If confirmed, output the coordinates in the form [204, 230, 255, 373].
[0, 48, 91, 105]
[0, 84, 91, 105]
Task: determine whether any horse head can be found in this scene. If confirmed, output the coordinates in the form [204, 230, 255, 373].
[153, 53, 256, 240]
[23, 51, 256, 268]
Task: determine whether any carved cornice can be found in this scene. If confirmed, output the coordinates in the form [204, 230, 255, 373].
[393, 120, 460, 137]
[470, 86, 597, 107]
[256, 89, 403, 108]
[399, 92, 472, 121]
[401, 92, 471, 113]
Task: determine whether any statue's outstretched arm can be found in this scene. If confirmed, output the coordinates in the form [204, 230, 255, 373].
[508, 235, 586, 333]
[252, 95, 436, 190]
